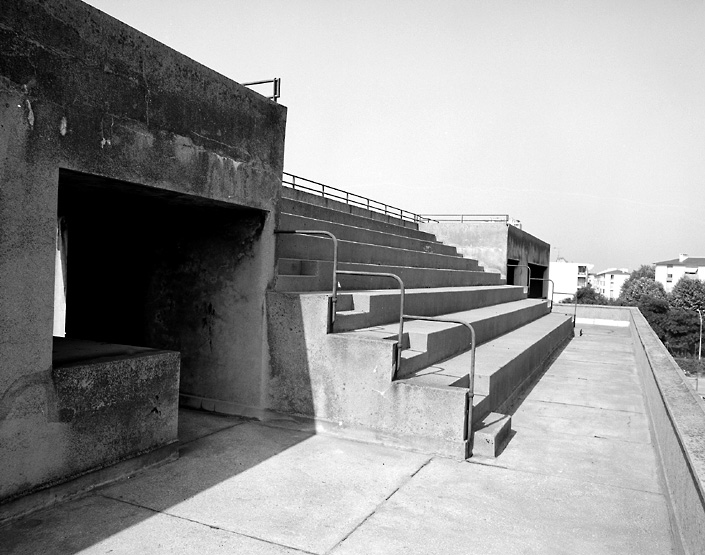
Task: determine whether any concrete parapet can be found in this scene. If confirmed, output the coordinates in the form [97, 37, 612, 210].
[564, 304, 705, 554]
[628, 308, 705, 555]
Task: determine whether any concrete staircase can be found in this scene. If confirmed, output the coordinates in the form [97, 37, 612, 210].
[275, 189, 504, 291]
[267, 187, 573, 459]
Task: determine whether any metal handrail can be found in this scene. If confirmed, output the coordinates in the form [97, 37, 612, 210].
[242, 78, 281, 102]
[554, 290, 579, 327]
[402, 315, 477, 442]
[336, 270, 405, 372]
[529, 277, 555, 311]
[421, 214, 510, 223]
[282, 172, 435, 224]
[274, 230, 339, 326]
[506, 263, 531, 293]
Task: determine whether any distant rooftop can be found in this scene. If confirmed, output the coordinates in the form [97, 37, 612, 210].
[654, 256, 705, 266]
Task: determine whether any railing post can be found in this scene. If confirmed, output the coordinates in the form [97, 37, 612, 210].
[336, 270, 405, 376]
[274, 230, 339, 330]
[403, 315, 477, 454]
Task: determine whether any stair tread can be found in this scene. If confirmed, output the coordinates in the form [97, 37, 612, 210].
[280, 212, 460, 255]
[277, 233, 481, 269]
[409, 312, 571, 378]
[347, 298, 548, 339]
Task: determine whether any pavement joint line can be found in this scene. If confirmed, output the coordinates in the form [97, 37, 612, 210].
[510, 423, 652, 445]
[463, 458, 665, 496]
[519, 398, 646, 415]
[179, 420, 250, 447]
[95, 492, 319, 555]
[323, 456, 434, 555]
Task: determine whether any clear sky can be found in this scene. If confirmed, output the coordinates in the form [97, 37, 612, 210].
[83, 0, 705, 272]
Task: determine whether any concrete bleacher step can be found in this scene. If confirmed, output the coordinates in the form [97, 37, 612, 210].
[347, 299, 551, 378]
[399, 312, 573, 424]
[333, 285, 527, 331]
[279, 212, 461, 256]
[276, 233, 481, 271]
[280, 195, 436, 242]
[472, 412, 512, 458]
[275, 260, 503, 291]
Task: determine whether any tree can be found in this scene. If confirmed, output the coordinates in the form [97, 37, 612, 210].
[618, 276, 667, 307]
[630, 264, 655, 281]
[670, 277, 705, 313]
[561, 284, 609, 305]
[662, 308, 700, 357]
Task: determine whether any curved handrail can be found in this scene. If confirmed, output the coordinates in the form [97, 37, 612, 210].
[506, 263, 531, 293]
[529, 277, 555, 311]
[274, 230, 339, 326]
[402, 315, 477, 442]
[553, 290, 579, 327]
[336, 270, 405, 372]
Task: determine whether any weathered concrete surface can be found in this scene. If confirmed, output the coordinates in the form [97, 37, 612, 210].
[2, 495, 303, 555]
[334, 457, 672, 555]
[0, 339, 179, 518]
[630, 309, 705, 554]
[418, 221, 550, 287]
[1, 359, 676, 555]
[0, 0, 286, 503]
[98, 421, 430, 555]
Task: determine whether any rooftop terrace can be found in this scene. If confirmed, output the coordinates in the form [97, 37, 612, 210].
[3, 311, 703, 554]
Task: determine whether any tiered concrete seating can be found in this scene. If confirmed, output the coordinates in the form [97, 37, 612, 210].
[268, 187, 573, 458]
[275, 188, 503, 291]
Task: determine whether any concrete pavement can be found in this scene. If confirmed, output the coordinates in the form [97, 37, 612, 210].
[0, 325, 676, 554]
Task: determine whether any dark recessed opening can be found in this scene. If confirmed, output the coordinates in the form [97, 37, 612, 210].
[54, 169, 266, 367]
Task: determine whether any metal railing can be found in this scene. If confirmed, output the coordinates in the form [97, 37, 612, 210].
[554, 290, 579, 327]
[274, 230, 339, 326]
[242, 78, 281, 102]
[421, 214, 522, 229]
[506, 263, 531, 293]
[336, 270, 405, 371]
[282, 172, 435, 224]
[402, 315, 477, 435]
[529, 277, 555, 311]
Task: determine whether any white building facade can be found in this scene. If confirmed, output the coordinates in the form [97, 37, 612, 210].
[654, 254, 705, 293]
[594, 268, 630, 300]
[549, 260, 594, 303]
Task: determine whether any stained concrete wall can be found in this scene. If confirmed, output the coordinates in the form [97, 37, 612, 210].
[418, 221, 550, 295]
[0, 0, 286, 502]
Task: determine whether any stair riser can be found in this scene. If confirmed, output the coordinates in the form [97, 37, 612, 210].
[280, 196, 436, 241]
[275, 263, 504, 292]
[398, 303, 551, 378]
[280, 213, 460, 256]
[473, 317, 573, 422]
[277, 234, 481, 271]
[334, 287, 527, 331]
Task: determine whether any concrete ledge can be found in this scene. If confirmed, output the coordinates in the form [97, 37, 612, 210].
[179, 393, 270, 421]
[553, 304, 633, 324]
[628, 308, 705, 555]
[0, 441, 178, 525]
[575, 318, 630, 327]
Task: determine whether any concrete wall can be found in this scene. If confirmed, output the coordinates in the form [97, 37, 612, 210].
[418, 221, 550, 295]
[0, 0, 286, 502]
[629, 308, 705, 555]
[419, 222, 508, 276]
[556, 305, 705, 554]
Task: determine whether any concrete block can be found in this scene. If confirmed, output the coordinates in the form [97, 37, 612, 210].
[472, 412, 511, 457]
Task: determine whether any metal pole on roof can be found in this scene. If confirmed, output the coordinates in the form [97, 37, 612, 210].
[698, 309, 702, 393]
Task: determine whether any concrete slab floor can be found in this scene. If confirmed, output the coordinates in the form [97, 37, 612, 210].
[0, 325, 677, 554]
